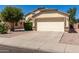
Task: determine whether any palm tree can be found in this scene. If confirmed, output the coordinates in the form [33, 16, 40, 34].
[1, 6, 24, 31]
[67, 8, 77, 32]
[67, 8, 77, 25]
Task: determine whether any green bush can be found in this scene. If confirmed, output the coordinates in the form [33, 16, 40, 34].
[24, 22, 32, 31]
[0, 22, 9, 34]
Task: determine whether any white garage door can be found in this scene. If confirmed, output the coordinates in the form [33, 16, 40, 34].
[37, 18, 64, 32]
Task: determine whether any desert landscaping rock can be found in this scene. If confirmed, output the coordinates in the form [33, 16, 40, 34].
[60, 33, 79, 45]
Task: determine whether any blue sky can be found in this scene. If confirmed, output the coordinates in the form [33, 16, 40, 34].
[0, 5, 79, 19]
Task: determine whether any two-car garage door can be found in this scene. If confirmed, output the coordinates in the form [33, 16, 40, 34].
[36, 18, 64, 32]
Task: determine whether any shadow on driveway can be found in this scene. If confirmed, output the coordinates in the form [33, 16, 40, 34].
[0, 44, 55, 53]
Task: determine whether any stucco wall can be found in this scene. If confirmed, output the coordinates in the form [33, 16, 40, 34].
[65, 17, 69, 28]
[35, 13, 67, 18]
[36, 18, 64, 22]
[25, 14, 33, 21]
[25, 10, 41, 21]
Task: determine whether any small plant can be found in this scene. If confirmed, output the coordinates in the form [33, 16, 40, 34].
[24, 22, 32, 31]
[24, 17, 33, 31]
[0, 22, 9, 34]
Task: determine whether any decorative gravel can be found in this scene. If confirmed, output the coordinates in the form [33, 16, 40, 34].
[60, 33, 79, 45]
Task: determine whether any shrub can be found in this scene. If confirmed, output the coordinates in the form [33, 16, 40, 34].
[24, 22, 32, 31]
[0, 22, 9, 34]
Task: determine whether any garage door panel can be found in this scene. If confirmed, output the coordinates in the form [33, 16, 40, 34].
[37, 21, 64, 32]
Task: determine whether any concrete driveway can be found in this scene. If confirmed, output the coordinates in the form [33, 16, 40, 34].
[1, 31, 79, 53]
[0, 31, 64, 53]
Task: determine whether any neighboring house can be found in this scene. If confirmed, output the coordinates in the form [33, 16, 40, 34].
[25, 8, 69, 32]
[14, 20, 25, 29]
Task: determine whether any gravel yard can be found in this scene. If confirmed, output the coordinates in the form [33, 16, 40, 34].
[60, 33, 79, 45]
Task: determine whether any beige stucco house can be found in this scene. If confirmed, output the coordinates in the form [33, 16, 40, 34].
[25, 8, 69, 32]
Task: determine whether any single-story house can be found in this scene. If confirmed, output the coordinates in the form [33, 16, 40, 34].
[25, 8, 69, 32]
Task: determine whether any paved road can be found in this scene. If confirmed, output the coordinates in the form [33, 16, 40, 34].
[0, 31, 79, 53]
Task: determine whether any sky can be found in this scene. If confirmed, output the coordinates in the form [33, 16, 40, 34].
[0, 5, 79, 19]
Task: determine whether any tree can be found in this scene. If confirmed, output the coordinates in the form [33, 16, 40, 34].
[1, 6, 24, 31]
[0, 13, 3, 22]
[67, 8, 77, 25]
